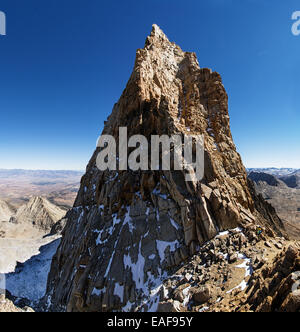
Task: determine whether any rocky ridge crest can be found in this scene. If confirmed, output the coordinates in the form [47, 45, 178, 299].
[9, 196, 66, 233]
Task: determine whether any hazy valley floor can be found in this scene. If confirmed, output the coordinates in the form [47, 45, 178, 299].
[0, 169, 83, 210]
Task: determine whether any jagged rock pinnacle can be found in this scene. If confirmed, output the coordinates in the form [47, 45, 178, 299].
[150, 24, 170, 42]
[45, 25, 284, 313]
[145, 24, 180, 50]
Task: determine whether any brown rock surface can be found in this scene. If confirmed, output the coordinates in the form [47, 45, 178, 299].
[192, 285, 211, 304]
[241, 244, 300, 312]
[45, 25, 285, 312]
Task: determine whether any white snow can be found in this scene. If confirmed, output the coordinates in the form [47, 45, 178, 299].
[95, 213, 122, 246]
[77, 209, 84, 225]
[0, 235, 60, 274]
[123, 207, 135, 233]
[92, 287, 106, 296]
[124, 241, 145, 290]
[215, 227, 242, 239]
[122, 238, 176, 312]
[122, 300, 134, 312]
[146, 270, 169, 312]
[236, 254, 252, 278]
[156, 240, 179, 263]
[182, 286, 191, 307]
[227, 280, 248, 293]
[199, 306, 209, 312]
[218, 252, 229, 260]
[216, 230, 229, 237]
[114, 283, 124, 302]
[170, 218, 180, 230]
[5, 237, 61, 302]
[227, 253, 253, 294]
[104, 248, 116, 278]
[232, 227, 243, 233]
[118, 224, 248, 312]
[207, 128, 215, 137]
[152, 187, 168, 200]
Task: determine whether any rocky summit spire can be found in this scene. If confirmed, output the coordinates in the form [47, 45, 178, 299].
[148, 24, 170, 42]
[45, 25, 284, 312]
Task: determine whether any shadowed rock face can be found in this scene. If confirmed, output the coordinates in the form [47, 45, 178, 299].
[280, 172, 300, 189]
[45, 25, 283, 312]
[248, 172, 285, 188]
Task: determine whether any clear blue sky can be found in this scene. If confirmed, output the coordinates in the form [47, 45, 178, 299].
[0, 0, 299, 170]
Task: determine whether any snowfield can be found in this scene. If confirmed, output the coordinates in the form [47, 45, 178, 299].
[0, 235, 60, 303]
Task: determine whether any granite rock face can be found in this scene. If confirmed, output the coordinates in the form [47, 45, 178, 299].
[45, 25, 284, 312]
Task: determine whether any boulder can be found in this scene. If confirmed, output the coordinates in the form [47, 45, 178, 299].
[192, 285, 211, 305]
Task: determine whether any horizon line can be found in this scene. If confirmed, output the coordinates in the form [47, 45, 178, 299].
[0, 167, 299, 172]
[0, 168, 85, 172]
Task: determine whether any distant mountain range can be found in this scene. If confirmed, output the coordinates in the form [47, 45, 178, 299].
[247, 168, 299, 177]
[0, 169, 84, 179]
[248, 168, 300, 189]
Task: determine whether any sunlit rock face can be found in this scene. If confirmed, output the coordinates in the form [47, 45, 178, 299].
[45, 25, 284, 312]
